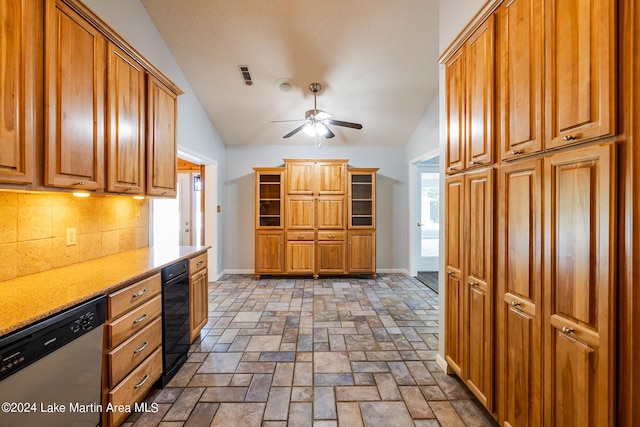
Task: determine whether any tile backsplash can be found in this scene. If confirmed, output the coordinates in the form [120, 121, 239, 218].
[0, 191, 149, 281]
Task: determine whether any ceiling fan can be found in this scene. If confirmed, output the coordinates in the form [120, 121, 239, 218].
[275, 82, 363, 139]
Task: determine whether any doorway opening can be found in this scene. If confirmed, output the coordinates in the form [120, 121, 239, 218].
[151, 158, 205, 247]
[412, 155, 440, 293]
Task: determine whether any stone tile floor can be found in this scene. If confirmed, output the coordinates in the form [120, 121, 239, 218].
[123, 274, 497, 427]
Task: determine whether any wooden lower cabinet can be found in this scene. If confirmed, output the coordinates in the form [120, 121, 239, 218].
[317, 232, 346, 275]
[189, 252, 208, 342]
[347, 231, 375, 276]
[497, 159, 543, 427]
[255, 231, 284, 275]
[103, 274, 162, 427]
[286, 239, 315, 275]
[543, 143, 615, 427]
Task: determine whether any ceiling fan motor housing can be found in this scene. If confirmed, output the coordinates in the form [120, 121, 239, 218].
[309, 82, 322, 93]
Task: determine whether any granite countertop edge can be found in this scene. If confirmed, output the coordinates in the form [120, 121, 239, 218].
[0, 245, 211, 337]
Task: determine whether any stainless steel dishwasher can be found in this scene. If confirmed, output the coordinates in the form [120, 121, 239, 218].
[0, 295, 106, 427]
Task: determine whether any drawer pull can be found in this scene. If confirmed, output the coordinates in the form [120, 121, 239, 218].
[511, 150, 523, 155]
[298, 234, 304, 239]
[134, 374, 149, 389]
[132, 288, 147, 299]
[471, 160, 480, 165]
[197, 261, 204, 267]
[562, 135, 577, 142]
[134, 341, 149, 354]
[561, 326, 574, 334]
[511, 301, 520, 307]
[469, 281, 478, 287]
[447, 271, 454, 276]
[133, 314, 148, 324]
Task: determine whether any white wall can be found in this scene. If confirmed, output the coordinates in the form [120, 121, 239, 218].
[223, 144, 406, 274]
[82, 0, 227, 278]
[439, 0, 488, 53]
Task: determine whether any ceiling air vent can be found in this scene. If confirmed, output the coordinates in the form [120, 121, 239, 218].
[238, 65, 253, 86]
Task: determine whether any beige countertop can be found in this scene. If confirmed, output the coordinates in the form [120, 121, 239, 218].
[0, 246, 210, 336]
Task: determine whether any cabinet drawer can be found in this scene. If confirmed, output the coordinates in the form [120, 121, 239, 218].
[107, 348, 162, 427]
[108, 273, 161, 319]
[317, 231, 345, 241]
[107, 316, 162, 388]
[107, 295, 162, 348]
[287, 231, 315, 241]
[189, 253, 207, 273]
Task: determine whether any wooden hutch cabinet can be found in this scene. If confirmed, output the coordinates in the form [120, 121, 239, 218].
[254, 159, 377, 278]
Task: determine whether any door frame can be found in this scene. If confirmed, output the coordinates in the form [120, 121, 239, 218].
[408, 148, 440, 276]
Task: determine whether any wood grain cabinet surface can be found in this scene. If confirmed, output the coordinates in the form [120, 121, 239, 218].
[189, 252, 208, 343]
[0, 0, 39, 185]
[45, 0, 106, 190]
[106, 42, 146, 194]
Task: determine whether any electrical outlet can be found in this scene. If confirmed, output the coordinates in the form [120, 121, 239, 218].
[66, 228, 77, 246]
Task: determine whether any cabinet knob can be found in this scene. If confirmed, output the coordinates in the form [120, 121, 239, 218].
[469, 281, 478, 287]
[448, 166, 457, 171]
[511, 150, 522, 155]
[298, 234, 304, 239]
[511, 300, 520, 307]
[471, 161, 480, 165]
[561, 326, 574, 334]
[73, 181, 86, 186]
[562, 135, 577, 142]
[447, 271, 454, 276]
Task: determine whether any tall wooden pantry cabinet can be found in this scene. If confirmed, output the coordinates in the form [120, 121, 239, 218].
[440, 0, 620, 425]
[254, 159, 377, 279]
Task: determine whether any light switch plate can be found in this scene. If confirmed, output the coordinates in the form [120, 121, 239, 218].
[66, 228, 77, 246]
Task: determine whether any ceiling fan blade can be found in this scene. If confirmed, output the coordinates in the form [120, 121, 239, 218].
[325, 126, 336, 139]
[271, 119, 305, 123]
[283, 123, 307, 138]
[326, 119, 363, 130]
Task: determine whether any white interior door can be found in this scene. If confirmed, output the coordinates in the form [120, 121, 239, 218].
[416, 158, 440, 272]
[178, 173, 192, 245]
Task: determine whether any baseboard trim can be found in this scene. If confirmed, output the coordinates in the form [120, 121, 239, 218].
[436, 353, 450, 374]
[376, 268, 411, 276]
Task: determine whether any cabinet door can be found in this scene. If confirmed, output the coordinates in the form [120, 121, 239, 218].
[317, 196, 345, 229]
[545, 0, 616, 148]
[45, 0, 105, 190]
[466, 15, 495, 169]
[464, 168, 494, 409]
[316, 161, 346, 194]
[255, 231, 284, 274]
[444, 175, 465, 376]
[0, 0, 38, 184]
[146, 75, 177, 197]
[286, 161, 314, 195]
[286, 240, 314, 275]
[445, 49, 465, 174]
[347, 231, 375, 274]
[286, 196, 315, 229]
[317, 240, 346, 275]
[543, 143, 615, 427]
[190, 268, 208, 342]
[107, 42, 145, 194]
[255, 168, 284, 229]
[499, 0, 544, 160]
[498, 159, 542, 427]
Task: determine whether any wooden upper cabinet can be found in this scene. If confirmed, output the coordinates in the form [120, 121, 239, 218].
[445, 49, 465, 174]
[466, 15, 495, 169]
[44, 0, 105, 190]
[316, 161, 346, 194]
[286, 196, 314, 230]
[317, 196, 345, 230]
[106, 42, 146, 194]
[146, 75, 177, 197]
[498, 159, 543, 427]
[545, 0, 616, 148]
[543, 143, 615, 427]
[0, 0, 39, 185]
[286, 160, 315, 195]
[499, 0, 544, 160]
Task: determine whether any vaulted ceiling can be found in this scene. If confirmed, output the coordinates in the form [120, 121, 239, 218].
[140, 0, 440, 147]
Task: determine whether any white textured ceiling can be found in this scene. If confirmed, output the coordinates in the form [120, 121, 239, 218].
[140, 0, 440, 147]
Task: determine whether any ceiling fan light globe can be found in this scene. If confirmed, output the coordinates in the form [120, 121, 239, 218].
[303, 123, 316, 137]
[316, 122, 329, 136]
